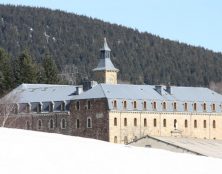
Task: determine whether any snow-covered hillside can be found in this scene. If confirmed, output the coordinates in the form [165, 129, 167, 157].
[0, 128, 221, 174]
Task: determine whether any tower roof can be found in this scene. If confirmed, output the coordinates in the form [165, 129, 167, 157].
[100, 38, 111, 51]
[93, 38, 119, 72]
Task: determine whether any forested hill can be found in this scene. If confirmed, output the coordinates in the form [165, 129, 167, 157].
[0, 4, 222, 87]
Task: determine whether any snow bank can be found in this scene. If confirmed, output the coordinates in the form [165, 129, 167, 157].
[0, 128, 221, 174]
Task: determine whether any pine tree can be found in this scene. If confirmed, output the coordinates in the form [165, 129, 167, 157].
[0, 48, 14, 95]
[14, 50, 37, 85]
[42, 54, 59, 84]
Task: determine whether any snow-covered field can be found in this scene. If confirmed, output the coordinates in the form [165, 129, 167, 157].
[0, 128, 221, 174]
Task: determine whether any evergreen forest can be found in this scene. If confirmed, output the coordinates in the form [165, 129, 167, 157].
[0, 4, 222, 96]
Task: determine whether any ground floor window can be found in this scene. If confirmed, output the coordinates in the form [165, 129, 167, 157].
[87, 117, 92, 128]
[114, 136, 117, 143]
[37, 119, 43, 130]
[61, 118, 66, 129]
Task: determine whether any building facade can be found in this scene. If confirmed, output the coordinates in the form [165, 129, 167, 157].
[1, 38, 222, 144]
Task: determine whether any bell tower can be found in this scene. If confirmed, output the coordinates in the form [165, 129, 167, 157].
[93, 38, 119, 84]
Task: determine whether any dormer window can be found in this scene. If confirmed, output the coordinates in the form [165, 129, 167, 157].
[133, 101, 137, 109]
[153, 101, 157, 110]
[143, 101, 147, 110]
[49, 102, 54, 112]
[123, 101, 127, 109]
[173, 102, 177, 110]
[113, 100, 117, 109]
[212, 103, 216, 112]
[37, 103, 42, 113]
[193, 103, 197, 111]
[203, 103, 206, 112]
[61, 101, 65, 111]
[163, 102, 166, 110]
[184, 102, 188, 111]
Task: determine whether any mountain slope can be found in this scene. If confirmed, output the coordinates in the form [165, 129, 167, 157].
[0, 128, 221, 174]
[0, 4, 222, 86]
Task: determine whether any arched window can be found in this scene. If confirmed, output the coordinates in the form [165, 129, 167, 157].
[76, 101, 80, 110]
[37, 119, 42, 130]
[114, 136, 117, 143]
[213, 120, 216, 128]
[76, 119, 80, 128]
[173, 102, 177, 110]
[212, 104, 216, 112]
[203, 103, 206, 112]
[194, 120, 197, 128]
[144, 118, 147, 127]
[184, 119, 188, 128]
[163, 119, 166, 127]
[87, 117, 92, 128]
[174, 119, 177, 129]
[143, 101, 147, 110]
[163, 102, 166, 110]
[203, 120, 207, 128]
[87, 101, 91, 109]
[184, 103, 188, 111]
[49, 119, 54, 129]
[153, 118, 157, 127]
[123, 101, 127, 109]
[193, 103, 197, 111]
[133, 101, 137, 109]
[153, 102, 157, 110]
[26, 121, 30, 130]
[134, 118, 137, 126]
[124, 136, 128, 144]
[113, 100, 117, 109]
[124, 118, 127, 126]
[61, 118, 66, 129]
[114, 117, 117, 126]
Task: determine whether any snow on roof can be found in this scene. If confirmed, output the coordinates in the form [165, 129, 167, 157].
[0, 128, 221, 174]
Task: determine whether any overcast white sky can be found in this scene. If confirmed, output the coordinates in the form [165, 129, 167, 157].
[0, 0, 222, 52]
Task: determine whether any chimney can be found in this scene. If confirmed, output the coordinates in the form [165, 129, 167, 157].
[76, 86, 83, 95]
[155, 85, 162, 95]
[166, 83, 171, 94]
[83, 80, 98, 91]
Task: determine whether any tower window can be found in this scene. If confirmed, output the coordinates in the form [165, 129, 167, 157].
[134, 118, 137, 126]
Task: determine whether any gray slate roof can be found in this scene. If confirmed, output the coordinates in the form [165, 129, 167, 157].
[74, 84, 222, 113]
[5, 83, 78, 103]
[93, 58, 119, 71]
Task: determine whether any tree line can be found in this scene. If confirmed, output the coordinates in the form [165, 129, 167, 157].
[0, 5, 222, 92]
[0, 48, 59, 96]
